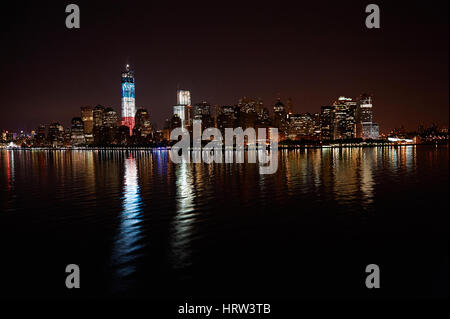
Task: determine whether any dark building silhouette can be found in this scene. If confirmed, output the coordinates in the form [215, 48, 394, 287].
[47, 122, 64, 147]
[81, 106, 94, 145]
[320, 105, 334, 141]
[133, 107, 153, 143]
[71, 117, 85, 146]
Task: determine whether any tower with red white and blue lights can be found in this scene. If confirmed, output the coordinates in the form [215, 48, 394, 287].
[121, 64, 136, 135]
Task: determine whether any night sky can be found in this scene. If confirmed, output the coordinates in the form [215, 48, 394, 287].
[0, 0, 448, 132]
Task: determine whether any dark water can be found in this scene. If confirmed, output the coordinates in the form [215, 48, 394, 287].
[0, 146, 448, 299]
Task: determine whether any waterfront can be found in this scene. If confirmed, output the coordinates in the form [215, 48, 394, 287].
[0, 145, 448, 299]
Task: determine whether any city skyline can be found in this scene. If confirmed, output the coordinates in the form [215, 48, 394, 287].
[0, 1, 448, 303]
[0, 61, 448, 134]
[0, 1, 448, 133]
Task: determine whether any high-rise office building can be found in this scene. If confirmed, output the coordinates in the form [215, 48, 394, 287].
[320, 105, 334, 141]
[134, 107, 153, 139]
[177, 89, 191, 106]
[273, 98, 288, 139]
[239, 97, 257, 114]
[48, 122, 64, 147]
[356, 94, 373, 123]
[104, 107, 119, 128]
[217, 105, 236, 136]
[193, 101, 211, 118]
[103, 107, 119, 144]
[192, 101, 214, 130]
[333, 97, 356, 140]
[71, 117, 85, 146]
[238, 97, 258, 129]
[93, 105, 105, 127]
[356, 94, 379, 139]
[81, 106, 94, 144]
[288, 113, 314, 140]
[63, 128, 72, 147]
[173, 89, 191, 129]
[121, 64, 136, 136]
[288, 114, 303, 140]
[35, 124, 47, 146]
[285, 98, 294, 115]
[93, 105, 105, 145]
[256, 107, 271, 127]
[312, 112, 321, 138]
[170, 114, 182, 130]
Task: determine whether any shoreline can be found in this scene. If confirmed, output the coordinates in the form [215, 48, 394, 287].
[1, 143, 447, 151]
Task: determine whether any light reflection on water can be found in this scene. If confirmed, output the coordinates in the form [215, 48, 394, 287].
[111, 155, 144, 282]
[171, 162, 196, 269]
[0, 145, 446, 294]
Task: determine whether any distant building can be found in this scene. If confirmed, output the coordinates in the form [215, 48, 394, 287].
[217, 105, 237, 136]
[71, 117, 85, 146]
[173, 89, 191, 129]
[356, 93, 373, 123]
[288, 113, 314, 140]
[103, 107, 119, 144]
[312, 112, 321, 138]
[193, 101, 211, 118]
[121, 64, 136, 136]
[177, 89, 191, 106]
[34, 124, 48, 146]
[134, 107, 153, 142]
[1, 130, 6, 143]
[333, 96, 356, 140]
[285, 98, 294, 115]
[356, 123, 379, 140]
[81, 106, 94, 144]
[103, 107, 119, 127]
[238, 97, 258, 129]
[170, 114, 182, 131]
[255, 107, 271, 130]
[239, 97, 257, 114]
[193, 101, 214, 130]
[93, 104, 105, 145]
[356, 94, 379, 139]
[63, 128, 72, 147]
[117, 125, 131, 145]
[320, 105, 334, 141]
[93, 105, 105, 127]
[273, 98, 288, 140]
[47, 122, 64, 147]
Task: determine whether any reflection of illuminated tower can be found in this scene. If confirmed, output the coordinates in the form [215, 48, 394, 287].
[121, 64, 136, 135]
[112, 156, 143, 280]
[173, 89, 191, 129]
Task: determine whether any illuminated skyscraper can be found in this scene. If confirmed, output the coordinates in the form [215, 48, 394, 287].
[356, 94, 379, 139]
[332, 96, 356, 140]
[288, 113, 314, 139]
[356, 94, 373, 124]
[48, 122, 64, 147]
[173, 89, 191, 129]
[71, 117, 85, 146]
[177, 89, 191, 106]
[273, 98, 288, 139]
[121, 64, 136, 136]
[81, 106, 94, 144]
[320, 105, 334, 141]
